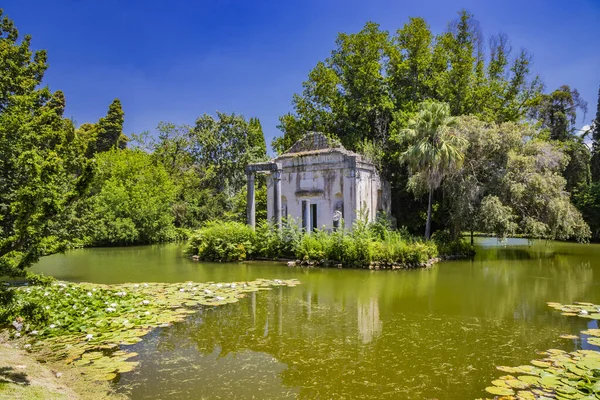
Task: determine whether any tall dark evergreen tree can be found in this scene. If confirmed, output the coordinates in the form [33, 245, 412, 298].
[590, 85, 600, 182]
[248, 117, 267, 157]
[90, 99, 126, 155]
[530, 85, 588, 141]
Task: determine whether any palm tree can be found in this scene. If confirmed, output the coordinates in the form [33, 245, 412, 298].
[401, 101, 466, 239]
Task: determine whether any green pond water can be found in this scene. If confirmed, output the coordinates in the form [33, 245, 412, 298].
[32, 238, 600, 399]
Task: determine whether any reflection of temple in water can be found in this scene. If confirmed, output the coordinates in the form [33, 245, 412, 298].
[357, 297, 382, 344]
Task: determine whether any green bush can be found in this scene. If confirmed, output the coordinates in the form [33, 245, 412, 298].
[173, 227, 193, 242]
[254, 219, 301, 259]
[326, 229, 356, 265]
[279, 218, 303, 257]
[53, 149, 179, 247]
[26, 272, 56, 287]
[431, 230, 475, 256]
[0, 286, 49, 328]
[295, 230, 329, 261]
[186, 221, 255, 262]
[370, 231, 438, 265]
[291, 225, 438, 267]
[186, 219, 462, 267]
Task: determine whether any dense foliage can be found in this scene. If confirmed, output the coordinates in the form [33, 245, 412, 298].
[399, 101, 465, 238]
[0, 10, 91, 277]
[132, 114, 268, 230]
[185, 219, 470, 268]
[272, 10, 595, 242]
[274, 11, 542, 154]
[54, 149, 178, 246]
[1, 7, 599, 287]
[440, 117, 591, 241]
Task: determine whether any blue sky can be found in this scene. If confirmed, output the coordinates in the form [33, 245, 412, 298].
[3, 0, 599, 152]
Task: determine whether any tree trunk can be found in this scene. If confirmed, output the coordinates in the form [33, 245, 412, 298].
[425, 186, 433, 240]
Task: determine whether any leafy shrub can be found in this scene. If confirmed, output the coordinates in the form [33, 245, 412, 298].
[279, 218, 303, 257]
[295, 230, 329, 261]
[372, 232, 437, 265]
[173, 227, 193, 242]
[0, 288, 49, 328]
[55, 149, 179, 247]
[17, 301, 50, 326]
[326, 229, 357, 265]
[186, 218, 449, 267]
[26, 272, 56, 287]
[255, 220, 286, 258]
[431, 230, 475, 256]
[186, 221, 255, 262]
[369, 212, 396, 240]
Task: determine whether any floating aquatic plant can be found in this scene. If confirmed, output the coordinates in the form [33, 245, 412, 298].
[479, 301, 600, 399]
[3, 279, 300, 382]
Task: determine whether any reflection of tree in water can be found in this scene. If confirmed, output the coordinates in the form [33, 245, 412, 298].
[118, 244, 600, 399]
[145, 287, 391, 398]
[471, 256, 594, 322]
[141, 276, 578, 399]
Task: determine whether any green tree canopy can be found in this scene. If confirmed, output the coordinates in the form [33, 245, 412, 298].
[443, 116, 590, 241]
[192, 112, 268, 195]
[397, 101, 466, 239]
[248, 117, 267, 157]
[131, 114, 268, 229]
[0, 9, 90, 276]
[274, 10, 542, 155]
[0, 10, 47, 112]
[529, 85, 588, 141]
[76, 149, 177, 246]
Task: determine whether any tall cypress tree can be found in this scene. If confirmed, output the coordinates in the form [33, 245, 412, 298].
[91, 99, 126, 155]
[248, 117, 267, 157]
[591, 85, 600, 182]
[47, 90, 66, 117]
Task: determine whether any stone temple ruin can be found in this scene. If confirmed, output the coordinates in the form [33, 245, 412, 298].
[246, 132, 391, 232]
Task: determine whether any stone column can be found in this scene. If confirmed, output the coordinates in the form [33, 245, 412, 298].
[246, 172, 255, 229]
[273, 169, 282, 231]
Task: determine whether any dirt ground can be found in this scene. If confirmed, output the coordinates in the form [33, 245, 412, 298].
[0, 342, 125, 400]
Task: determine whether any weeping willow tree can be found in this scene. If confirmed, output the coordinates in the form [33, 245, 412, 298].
[398, 101, 467, 239]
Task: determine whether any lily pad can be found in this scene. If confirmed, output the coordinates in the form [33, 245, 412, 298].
[485, 386, 515, 396]
[483, 301, 600, 400]
[559, 334, 579, 340]
[4, 278, 302, 383]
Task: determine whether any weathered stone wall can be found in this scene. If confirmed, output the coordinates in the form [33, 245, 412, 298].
[266, 149, 390, 231]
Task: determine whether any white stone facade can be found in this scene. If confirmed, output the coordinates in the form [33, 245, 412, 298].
[247, 133, 391, 231]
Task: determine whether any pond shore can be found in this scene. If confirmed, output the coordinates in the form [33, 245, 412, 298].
[0, 278, 300, 399]
[0, 339, 124, 399]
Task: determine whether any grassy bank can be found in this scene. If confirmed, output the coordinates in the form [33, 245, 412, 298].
[185, 220, 474, 268]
